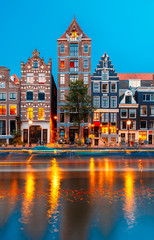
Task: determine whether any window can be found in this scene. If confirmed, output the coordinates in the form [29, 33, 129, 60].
[0, 106, 6, 115]
[60, 90, 65, 100]
[27, 108, 33, 119]
[38, 108, 44, 120]
[70, 44, 78, 56]
[121, 121, 127, 130]
[10, 120, 16, 134]
[83, 73, 88, 84]
[140, 106, 147, 116]
[102, 83, 108, 93]
[9, 105, 16, 115]
[60, 113, 64, 122]
[121, 109, 127, 118]
[26, 73, 33, 84]
[102, 113, 108, 123]
[102, 72, 108, 80]
[60, 60, 64, 69]
[125, 96, 131, 104]
[150, 106, 154, 116]
[38, 73, 45, 83]
[111, 96, 117, 108]
[84, 58, 88, 68]
[0, 93, 6, 101]
[60, 44, 65, 53]
[33, 61, 38, 68]
[93, 82, 100, 93]
[139, 131, 147, 141]
[130, 121, 136, 130]
[84, 44, 88, 53]
[70, 30, 79, 41]
[9, 93, 16, 100]
[70, 59, 78, 72]
[143, 94, 150, 101]
[0, 120, 6, 135]
[26, 91, 33, 101]
[70, 75, 78, 82]
[60, 74, 65, 84]
[129, 109, 136, 118]
[150, 121, 154, 129]
[0, 82, 5, 88]
[110, 113, 116, 125]
[110, 127, 116, 134]
[140, 121, 147, 129]
[93, 96, 100, 108]
[102, 96, 108, 108]
[111, 83, 117, 93]
[38, 91, 45, 101]
[93, 112, 100, 121]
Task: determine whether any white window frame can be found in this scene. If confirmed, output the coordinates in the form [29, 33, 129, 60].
[60, 90, 65, 100]
[93, 82, 100, 93]
[150, 105, 154, 116]
[0, 82, 5, 88]
[26, 73, 33, 84]
[93, 96, 100, 108]
[0, 92, 6, 101]
[9, 119, 17, 135]
[121, 109, 128, 118]
[102, 82, 109, 93]
[102, 71, 108, 80]
[111, 82, 117, 93]
[102, 96, 109, 108]
[9, 104, 17, 116]
[129, 109, 136, 118]
[111, 96, 117, 108]
[102, 112, 108, 122]
[93, 112, 100, 121]
[0, 119, 7, 135]
[38, 73, 45, 83]
[0, 105, 7, 116]
[9, 92, 17, 100]
[121, 121, 127, 130]
[83, 73, 88, 84]
[83, 58, 88, 69]
[140, 120, 147, 129]
[60, 74, 65, 85]
[140, 105, 147, 116]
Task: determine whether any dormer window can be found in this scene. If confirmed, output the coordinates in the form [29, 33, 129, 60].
[70, 30, 79, 41]
[60, 44, 65, 53]
[125, 96, 132, 104]
[33, 61, 38, 68]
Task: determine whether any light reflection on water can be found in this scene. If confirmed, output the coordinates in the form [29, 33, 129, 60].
[0, 157, 153, 240]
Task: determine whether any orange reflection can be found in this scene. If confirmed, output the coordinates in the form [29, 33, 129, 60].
[124, 171, 136, 226]
[21, 167, 35, 223]
[47, 158, 61, 218]
[89, 158, 95, 192]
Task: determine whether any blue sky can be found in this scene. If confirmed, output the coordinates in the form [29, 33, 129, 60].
[0, 0, 154, 83]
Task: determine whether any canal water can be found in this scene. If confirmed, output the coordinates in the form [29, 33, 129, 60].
[0, 154, 154, 240]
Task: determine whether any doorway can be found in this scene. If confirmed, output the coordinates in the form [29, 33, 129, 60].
[30, 126, 41, 144]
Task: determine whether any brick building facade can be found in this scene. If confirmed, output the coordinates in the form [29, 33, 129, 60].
[20, 49, 56, 144]
[0, 67, 20, 144]
[57, 16, 91, 142]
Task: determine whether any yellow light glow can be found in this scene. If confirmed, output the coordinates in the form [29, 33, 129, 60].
[38, 108, 44, 120]
[127, 120, 131, 126]
[27, 108, 33, 119]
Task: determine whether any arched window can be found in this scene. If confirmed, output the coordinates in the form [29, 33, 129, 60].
[60, 44, 65, 53]
[84, 44, 88, 53]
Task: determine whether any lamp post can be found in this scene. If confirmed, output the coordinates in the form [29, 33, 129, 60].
[127, 120, 131, 147]
[28, 119, 33, 147]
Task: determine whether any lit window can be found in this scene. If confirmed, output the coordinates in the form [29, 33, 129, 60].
[60, 74, 65, 84]
[60, 90, 65, 100]
[38, 73, 45, 83]
[70, 75, 78, 82]
[93, 112, 100, 121]
[139, 131, 147, 141]
[26, 73, 33, 84]
[9, 93, 16, 100]
[0, 93, 6, 101]
[0, 106, 6, 115]
[102, 83, 108, 93]
[70, 30, 79, 41]
[0, 82, 5, 88]
[121, 109, 127, 118]
[93, 82, 99, 92]
[38, 108, 44, 120]
[111, 96, 117, 108]
[84, 44, 88, 53]
[84, 58, 88, 68]
[60, 60, 64, 69]
[140, 106, 147, 116]
[27, 108, 33, 119]
[110, 126, 116, 134]
[93, 96, 100, 108]
[102, 127, 108, 134]
[33, 61, 38, 68]
[60, 44, 65, 53]
[26, 91, 33, 101]
[102, 72, 108, 80]
[111, 83, 117, 93]
[83, 73, 88, 84]
[10, 105, 16, 115]
[70, 44, 78, 56]
[38, 90, 45, 101]
[102, 96, 108, 108]
[70, 59, 78, 71]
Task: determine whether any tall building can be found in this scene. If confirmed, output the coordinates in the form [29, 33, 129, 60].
[20, 49, 57, 144]
[0, 67, 20, 144]
[57, 16, 91, 142]
[91, 53, 119, 145]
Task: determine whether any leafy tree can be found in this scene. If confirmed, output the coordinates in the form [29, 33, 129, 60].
[64, 79, 93, 138]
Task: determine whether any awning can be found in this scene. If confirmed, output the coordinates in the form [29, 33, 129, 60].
[93, 121, 101, 127]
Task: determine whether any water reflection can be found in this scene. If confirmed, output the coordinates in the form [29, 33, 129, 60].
[0, 158, 153, 240]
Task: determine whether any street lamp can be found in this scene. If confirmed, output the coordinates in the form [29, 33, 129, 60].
[28, 119, 33, 147]
[127, 120, 131, 147]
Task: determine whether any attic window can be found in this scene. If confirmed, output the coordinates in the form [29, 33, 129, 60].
[70, 30, 79, 41]
[33, 61, 38, 68]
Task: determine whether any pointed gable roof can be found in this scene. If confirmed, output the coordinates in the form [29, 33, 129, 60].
[58, 16, 90, 40]
[10, 74, 20, 85]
